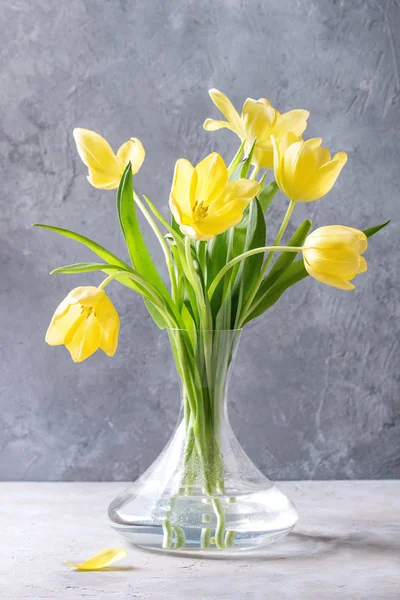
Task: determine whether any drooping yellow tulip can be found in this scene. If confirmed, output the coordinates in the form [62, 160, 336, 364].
[46, 286, 120, 362]
[73, 128, 145, 189]
[271, 132, 347, 203]
[203, 89, 309, 169]
[302, 226, 368, 290]
[169, 152, 260, 240]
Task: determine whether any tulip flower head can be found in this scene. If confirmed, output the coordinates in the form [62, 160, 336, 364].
[203, 89, 309, 169]
[73, 128, 145, 190]
[46, 286, 120, 362]
[169, 152, 260, 240]
[272, 132, 347, 203]
[302, 226, 368, 290]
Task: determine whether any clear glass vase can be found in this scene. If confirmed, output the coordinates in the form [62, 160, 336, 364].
[108, 329, 298, 555]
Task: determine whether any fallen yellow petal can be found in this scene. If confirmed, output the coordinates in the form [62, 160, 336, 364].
[65, 547, 128, 571]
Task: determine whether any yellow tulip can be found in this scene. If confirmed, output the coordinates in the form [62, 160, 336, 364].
[169, 152, 260, 240]
[302, 226, 368, 290]
[46, 286, 120, 362]
[271, 132, 347, 202]
[203, 89, 309, 169]
[73, 128, 145, 189]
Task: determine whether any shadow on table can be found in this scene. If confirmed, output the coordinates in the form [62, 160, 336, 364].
[139, 529, 400, 562]
[251, 529, 400, 562]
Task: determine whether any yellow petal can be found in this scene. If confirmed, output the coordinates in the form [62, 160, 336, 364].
[65, 548, 128, 571]
[208, 89, 244, 136]
[252, 144, 274, 169]
[271, 135, 283, 189]
[117, 138, 145, 175]
[281, 140, 304, 199]
[73, 129, 122, 189]
[194, 153, 228, 206]
[311, 145, 331, 167]
[210, 179, 260, 211]
[169, 159, 196, 223]
[65, 313, 101, 363]
[304, 226, 366, 251]
[241, 98, 276, 143]
[96, 295, 120, 356]
[203, 118, 238, 133]
[290, 144, 318, 199]
[303, 247, 360, 278]
[87, 169, 121, 190]
[296, 153, 347, 202]
[100, 327, 119, 356]
[272, 134, 295, 195]
[358, 256, 368, 273]
[66, 286, 104, 306]
[194, 203, 247, 238]
[271, 109, 309, 139]
[45, 303, 82, 346]
[304, 264, 356, 290]
[180, 224, 213, 241]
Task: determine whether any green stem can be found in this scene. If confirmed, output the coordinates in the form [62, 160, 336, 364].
[249, 165, 260, 180]
[133, 191, 178, 300]
[201, 527, 212, 549]
[184, 238, 214, 395]
[238, 199, 296, 326]
[173, 526, 186, 549]
[208, 245, 302, 300]
[260, 199, 296, 278]
[227, 140, 246, 178]
[162, 519, 172, 549]
[224, 530, 236, 548]
[98, 270, 167, 311]
[211, 498, 226, 549]
[133, 191, 171, 262]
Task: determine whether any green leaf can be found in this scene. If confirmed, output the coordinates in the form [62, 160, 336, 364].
[227, 140, 245, 178]
[261, 219, 312, 290]
[144, 298, 168, 329]
[232, 197, 266, 306]
[117, 164, 169, 299]
[363, 220, 390, 238]
[257, 181, 278, 213]
[50, 262, 127, 275]
[229, 139, 256, 181]
[171, 214, 184, 239]
[244, 220, 311, 322]
[195, 240, 207, 278]
[206, 231, 230, 315]
[33, 224, 156, 296]
[244, 260, 308, 324]
[33, 224, 131, 270]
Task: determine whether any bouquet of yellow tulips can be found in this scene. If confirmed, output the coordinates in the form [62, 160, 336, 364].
[36, 89, 388, 550]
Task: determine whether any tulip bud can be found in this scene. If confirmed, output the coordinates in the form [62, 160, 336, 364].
[302, 226, 368, 290]
[271, 133, 347, 203]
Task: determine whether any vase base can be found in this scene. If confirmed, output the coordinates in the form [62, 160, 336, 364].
[111, 523, 296, 556]
[109, 483, 298, 555]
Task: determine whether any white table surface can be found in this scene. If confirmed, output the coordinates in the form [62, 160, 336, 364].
[0, 481, 399, 599]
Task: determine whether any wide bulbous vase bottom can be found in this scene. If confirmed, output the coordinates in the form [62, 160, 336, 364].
[109, 330, 298, 556]
[109, 484, 297, 556]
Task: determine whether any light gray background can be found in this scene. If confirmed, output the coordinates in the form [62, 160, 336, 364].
[0, 0, 398, 481]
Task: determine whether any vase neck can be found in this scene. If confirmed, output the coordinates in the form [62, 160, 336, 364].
[169, 329, 241, 436]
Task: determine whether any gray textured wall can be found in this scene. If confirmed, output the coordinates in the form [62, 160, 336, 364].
[1, 0, 398, 482]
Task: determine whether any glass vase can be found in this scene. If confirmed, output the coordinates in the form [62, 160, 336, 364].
[108, 329, 298, 555]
